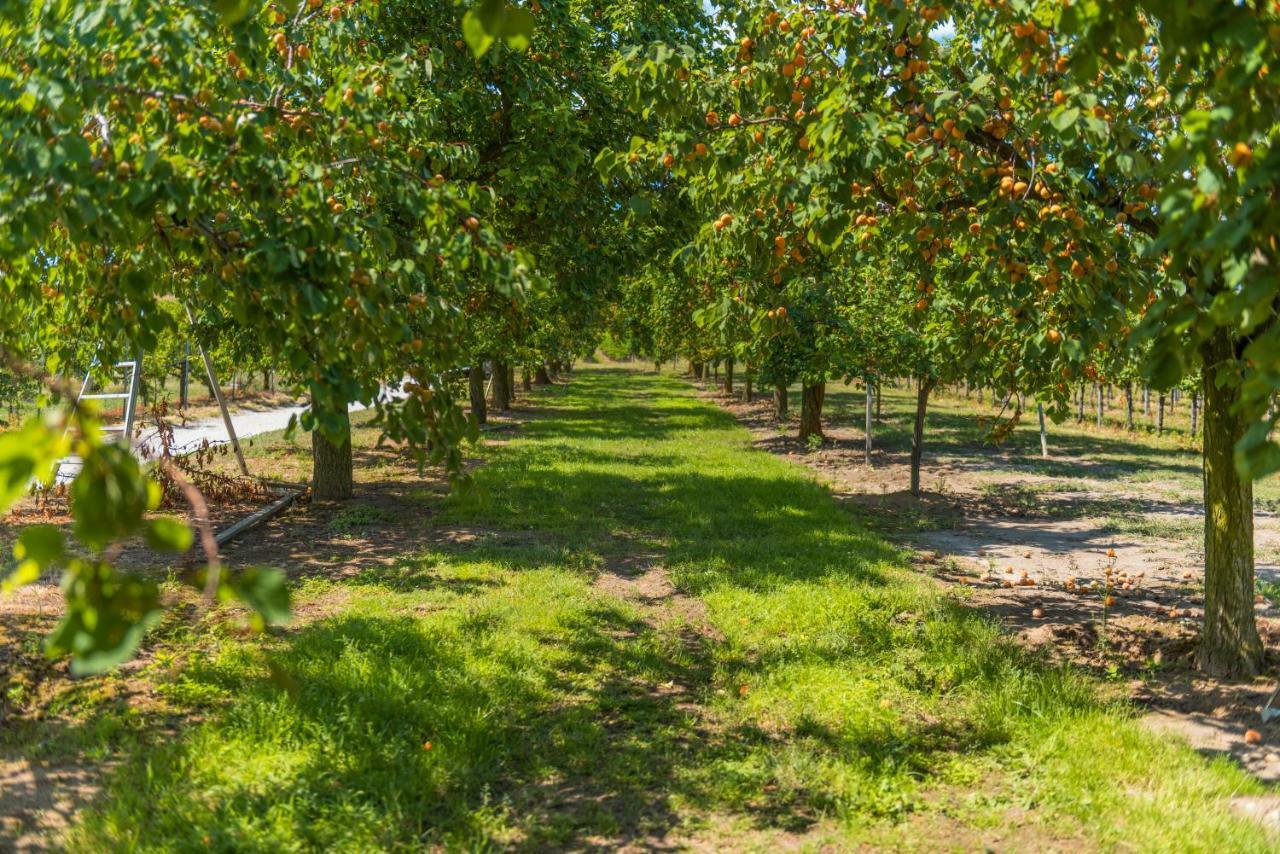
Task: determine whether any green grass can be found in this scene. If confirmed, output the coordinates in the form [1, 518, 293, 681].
[46, 368, 1276, 850]
[813, 379, 1280, 507]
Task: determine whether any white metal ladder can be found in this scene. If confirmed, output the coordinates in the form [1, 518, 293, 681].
[54, 356, 142, 483]
[77, 356, 142, 440]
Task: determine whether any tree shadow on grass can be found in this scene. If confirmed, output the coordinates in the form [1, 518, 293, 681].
[819, 385, 1205, 483]
[68, 604, 729, 849]
[55, 367, 1239, 849]
[69, 589, 1074, 849]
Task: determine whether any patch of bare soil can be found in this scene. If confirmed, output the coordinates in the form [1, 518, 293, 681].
[592, 550, 722, 722]
[0, 484, 279, 620]
[0, 760, 103, 852]
[594, 553, 714, 634]
[709, 386, 1280, 785]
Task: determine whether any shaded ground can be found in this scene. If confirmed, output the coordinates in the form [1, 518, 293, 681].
[3, 369, 1278, 851]
[711, 378, 1280, 783]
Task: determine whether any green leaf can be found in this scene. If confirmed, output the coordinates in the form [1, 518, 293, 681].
[0, 416, 67, 513]
[1052, 107, 1080, 132]
[4, 522, 61, 592]
[462, 0, 534, 58]
[499, 7, 535, 51]
[1237, 423, 1280, 481]
[15, 525, 65, 566]
[70, 444, 153, 551]
[629, 194, 652, 218]
[46, 560, 162, 675]
[225, 567, 292, 626]
[461, 9, 496, 58]
[144, 517, 194, 553]
[212, 0, 254, 26]
[2, 560, 42, 595]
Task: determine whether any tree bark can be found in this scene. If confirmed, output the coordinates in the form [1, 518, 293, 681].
[1038, 402, 1049, 458]
[492, 359, 511, 411]
[799, 382, 825, 441]
[774, 382, 788, 420]
[1125, 382, 1135, 431]
[1196, 328, 1262, 677]
[691, 361, 704, 381]
[865, 378, 874, 466]
[723, 358, 735, 395]
[535, 365, 552, 385]
[469, 363, 487, 425]
[910, 377, 936, 496]
[522, 369, 532, 392]
[507, 365, 517, 402]
[743, 374, 753, 403]
[312, 403, 353, 501]
[1096, 383, 1104, 427]
[1157, 394, 1166, 436]
[1191, 392, 1199, 437]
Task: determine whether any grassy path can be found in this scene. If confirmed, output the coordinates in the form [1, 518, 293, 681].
[69, 368, 1272, 850]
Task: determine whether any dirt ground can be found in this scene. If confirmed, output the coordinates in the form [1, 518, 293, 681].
[713, 388, 1280, 783]
[0, 470, 287, 848]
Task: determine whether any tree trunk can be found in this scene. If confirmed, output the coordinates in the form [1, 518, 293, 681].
[1076, 384, 1084, 422]
[1191, 392, 1200, 437]
[522, 369, 532, 392]
[312, 403, 353, 501]
[875, 381, 882, 421]
[1125, 382, 1135, 431]
[1157, 394, 1166, 436]
[1196, 328, 1262, 677]
[774, 382, 788, 420]
[1144, 385, 1151, 417]
[469, 363, 487, 425]
[743, 374, 753, 403]
[799, 382, 825, 441]
[691, 362, 704, 381]
[1038, 402, 1049, 458]
[507, 365, 517, 402]
[492, 360, 511, 411]
[535, 365, 552, 385]
[1096, 383, 1104, 427]
[723, 358, 734, 396]
[910, 377, 937, 497]
[865, 378, 874, 466]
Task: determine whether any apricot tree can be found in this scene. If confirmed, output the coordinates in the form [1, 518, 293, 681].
[0, 0, 533, 670]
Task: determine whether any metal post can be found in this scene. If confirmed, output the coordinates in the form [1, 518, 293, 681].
[180, 342, 190, 409]
[122, 354, 141, 442]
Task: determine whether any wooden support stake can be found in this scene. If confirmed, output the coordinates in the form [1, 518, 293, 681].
[184, 304, 249, 477]
[214, 489, 300, 547]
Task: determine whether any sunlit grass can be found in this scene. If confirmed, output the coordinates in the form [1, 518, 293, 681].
[59, 367, 1276, 851]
